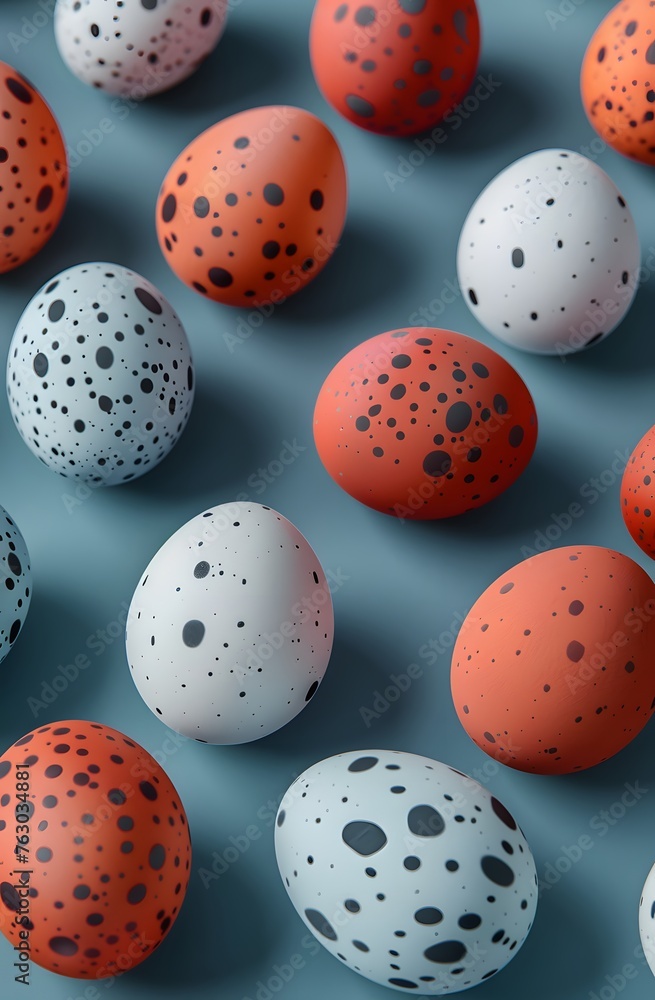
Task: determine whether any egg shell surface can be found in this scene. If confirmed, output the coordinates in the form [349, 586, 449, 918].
[313, 327, 537, 519]
[457, 148, 640, 354]
[0, 61, 67, 273]
[0, 720, 191, 978]
[6, 262, 195, 486]
[639, 861, 655, 978]
[54, 0, 227, 98]
[451, 545, 655, 775]
[0, 505, 31, 665]
[581, 0, 655, 165]
[309, 0, 480, 136]
[621, 424, 655, 558]
[126, 502, 334, 744]
[156, 105, 348, 306]
[275, 748, 537, 994]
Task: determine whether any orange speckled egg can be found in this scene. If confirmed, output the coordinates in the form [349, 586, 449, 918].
[581, 1, 655, 165]
[0, 63, 68, 273]
[309, 0, 480, 136]
[451, 545, 655, 775]
[156, 106, 347, 307]
[313, 327, 538, 519]
[622, 424, 655, 558]
[0, 721, 191, 978]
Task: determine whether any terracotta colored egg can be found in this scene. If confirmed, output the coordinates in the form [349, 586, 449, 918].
[309, 0, 480, 136]
[313, 327, 538, 519]
[581, 1, 655, 165]
[451, 545, 655, 775]
[156, 106, 347, 307]
[0, 721, 191, 978]
[621, 425, 655, 558]
[0, 63, 68, 273]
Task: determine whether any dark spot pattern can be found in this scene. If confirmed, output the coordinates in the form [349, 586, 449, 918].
[0, 721, 191, 977]
[156, 107, 346, 305]
[6, 263, 194, 486]
[315, 328, 537, 519]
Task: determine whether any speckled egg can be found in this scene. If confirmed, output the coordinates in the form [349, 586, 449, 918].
[54, 0, 227, 98]
[6, 262, 194, 486]
[581, 1, 655, 165]
[310, 0, 480, 136]
[313, 327, 537, 519]
[0, 62, 67, 274]
[0, 505, 31, 664]
[457, 148, 640, 355]
[621, 425, 655, 558]
[126, 502, 334, 744]
[639, 861, 655, 977]
[451, 545, 655, 775]
[0, 720, 191, 978]
[156, 105, 347, 306]
[275, 749, 537, 994]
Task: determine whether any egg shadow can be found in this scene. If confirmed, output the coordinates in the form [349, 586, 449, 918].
[120, 377, 265, 508]
[237, 623, 419, 768]
[476, 881, 605, 1000]
[272, 213, 418, 328]
[130, 831, 282, 988]
[385, 62, 542, 161]
[147, 23, 299, 119]
[0, 185, 139, 311]
[0, 588, 107, 744]
[404, 442, 586, 548]
[548, 281, 655, 377]
[557, 714, 655, 795]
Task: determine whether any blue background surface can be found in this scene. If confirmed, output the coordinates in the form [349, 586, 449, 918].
[1, 0, 655, 997]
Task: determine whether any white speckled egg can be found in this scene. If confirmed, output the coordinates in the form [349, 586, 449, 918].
[457, 148, 640, 355]
[639, 862, 655, 977]
[0, 506, 31, 664]
[126, 502, 334, 744]
[6, 262, 194, 486]
[275, 749, 537, 994]
[54, 0, 227, 98]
